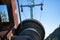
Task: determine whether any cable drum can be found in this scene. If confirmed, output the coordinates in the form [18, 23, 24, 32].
[15, 19, 45, 40]
[20, 28, 41, 40]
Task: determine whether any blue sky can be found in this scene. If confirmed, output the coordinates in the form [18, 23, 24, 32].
[0, 5, 8, 15]
[16, 0, 60, 38]
[42, 0, 60, 38]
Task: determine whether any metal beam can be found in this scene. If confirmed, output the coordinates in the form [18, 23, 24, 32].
[20, 4, 43, 7]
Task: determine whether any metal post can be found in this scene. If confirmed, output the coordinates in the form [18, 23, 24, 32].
[17, 0, 21, 22]
[30, 7, 33, 19]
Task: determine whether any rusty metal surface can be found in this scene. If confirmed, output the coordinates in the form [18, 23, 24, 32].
[0, 0, 18, 40]
[0, 30, 8, 37]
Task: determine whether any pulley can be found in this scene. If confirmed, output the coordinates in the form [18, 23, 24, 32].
[12, 19, 45, 40]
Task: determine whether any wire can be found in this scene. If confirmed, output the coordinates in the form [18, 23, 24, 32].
[22, 12, 26, 19]
[20, 5, 26, 20]
[40, 0, 44, 21]
[20, 1, 26, 20]
[40, 10, 43, 21]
